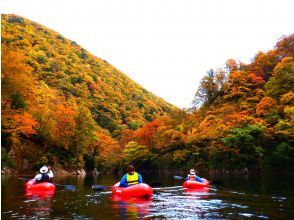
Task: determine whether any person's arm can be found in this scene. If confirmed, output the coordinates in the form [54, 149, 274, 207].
[48, 170, 54, 178]
[119, 174, 127, 187]
[33, 174, 42, 183]
[195, 175, 203, 182]
[138, 174, 143, 183]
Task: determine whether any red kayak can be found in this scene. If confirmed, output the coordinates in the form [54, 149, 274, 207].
[25, 179, 56, 191]
[183, 179, 209, 189]
[184, 187, 209, 194]
[112, 182, 153, 197]
[25, 189, 55, 198]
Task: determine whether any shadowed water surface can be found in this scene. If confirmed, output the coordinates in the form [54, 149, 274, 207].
[2, 173, 294, 219]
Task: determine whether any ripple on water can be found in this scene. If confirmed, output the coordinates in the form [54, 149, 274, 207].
[24, 199, 37, 203]
[229, 191, 245, 195]
[239, 213, 254, 217]
[150, 192, 227, 219]
[257, 215, 269, 219]
[271, 196, 287, 202]
[151, 186, 276, 219]
[231, 203, 249, 209]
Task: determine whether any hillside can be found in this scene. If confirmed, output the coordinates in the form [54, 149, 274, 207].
[96, 34, 293, 173]
[186, 34, 294, 170]
[2, 14, 293, 174]
[1, 14, 174, 172]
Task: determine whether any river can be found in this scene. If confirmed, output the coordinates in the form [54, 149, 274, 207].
[2, 172, 294, 219]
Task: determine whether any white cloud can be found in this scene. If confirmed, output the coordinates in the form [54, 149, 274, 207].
[1, 0, 293, 108]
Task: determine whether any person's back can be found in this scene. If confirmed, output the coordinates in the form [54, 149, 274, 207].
[34, 166, 54, 184]
[186, 169, 203, 182]
[187, 173, 196, 180]
[119, 165, 143, 187]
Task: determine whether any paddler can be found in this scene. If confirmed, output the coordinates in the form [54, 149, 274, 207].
[186, 169, 204, 182]
[33, 165, 54, 184]
[119, 164, 143, 187]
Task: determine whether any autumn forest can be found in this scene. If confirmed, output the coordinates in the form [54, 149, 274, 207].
[1, 14, 294, 174]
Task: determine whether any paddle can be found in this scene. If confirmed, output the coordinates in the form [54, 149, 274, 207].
[51, 183, 76, 191]
[92, 182, 162, 191]
[92, 185, 113, 191]
[19, 177, 76, 191]
[173, 175, 222, 186]
[173, 175, 185, 180]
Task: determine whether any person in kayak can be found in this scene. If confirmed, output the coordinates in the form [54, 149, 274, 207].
[119, 165, 143, 187]
[186, 169, 203, 182]
[33, 166, 54, 184]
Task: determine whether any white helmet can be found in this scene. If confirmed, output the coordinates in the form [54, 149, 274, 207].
[190, 169, 195, 175]
[40, 166, 48, 173]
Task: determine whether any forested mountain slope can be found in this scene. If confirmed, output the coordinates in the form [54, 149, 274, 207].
[185, 34, 294, 171]
[2, 14, 293, 174]
[1, 14, 173, 172]
[110, 34, 294, 172]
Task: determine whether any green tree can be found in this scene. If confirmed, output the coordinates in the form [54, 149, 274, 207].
[10, 93, 26, 109]
[272, 142, 294, 167]
[72, 103, 98, 168]
[222, 124, 266, 168]
[122, 141, 151, 166]
[193, 69, 218, 107]
[265, 57, 294, 99]
[127, 121, 141, 130]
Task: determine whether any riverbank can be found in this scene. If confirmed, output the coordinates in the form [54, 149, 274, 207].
[157, 167, 294, 176]
[2, 166, 294, 176]
[1, 166, 87, 176]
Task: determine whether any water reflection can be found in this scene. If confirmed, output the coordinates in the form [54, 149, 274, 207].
[76, 175, 86, 185]
[149, 186, 216, 219]
[25, 189, 55, 199]
[184, 187, 210, 195]
[112, 195, 152, 219]
[23, 189, 55, 218]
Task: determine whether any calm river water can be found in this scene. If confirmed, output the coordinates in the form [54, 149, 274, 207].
[2, 172, 294, 219]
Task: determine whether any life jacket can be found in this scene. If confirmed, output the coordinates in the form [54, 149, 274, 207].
[36, 173, 51, 184]
[126, 172, 139, 186]
[188, 174, 196, 180]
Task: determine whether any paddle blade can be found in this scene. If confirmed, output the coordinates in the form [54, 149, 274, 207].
[64, 185, 76, 191]
[54, 183, 76, 191]
[19, 177, 30, 181]
[92, 185, 107, 191]
[173, 175, 184, 180]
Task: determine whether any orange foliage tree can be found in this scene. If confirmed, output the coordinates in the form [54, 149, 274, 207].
[92, 132, 121, 169]
[256, 97, 277, 117]
[1, 49, 35, 103]
[133, 119, 161, 149]
[2, 112, 39, 140]
[52, 104, 76, 149]
[119, 129, 134, 147]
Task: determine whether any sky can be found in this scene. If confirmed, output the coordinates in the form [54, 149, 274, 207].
[1, 0, 294, 108]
